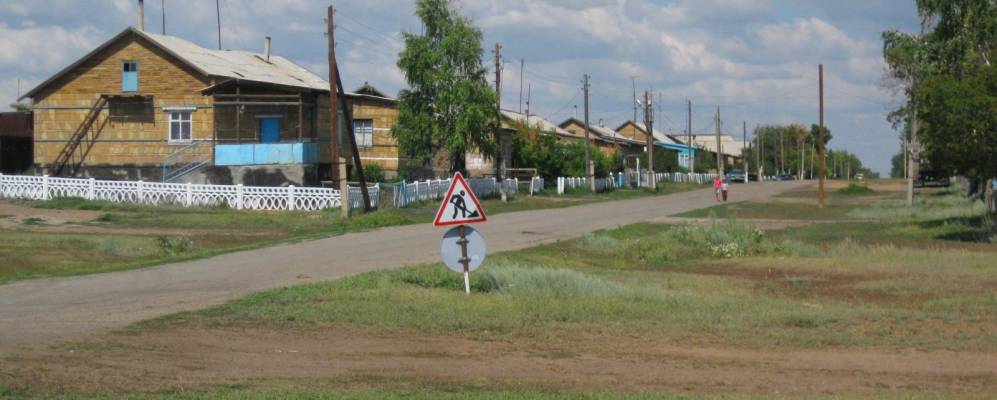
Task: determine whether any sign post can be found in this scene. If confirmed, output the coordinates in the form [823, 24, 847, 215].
[435, 172, 488, 294]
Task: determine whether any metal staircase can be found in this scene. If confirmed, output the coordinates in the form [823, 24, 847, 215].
[161, 140, 212, 182]
[53, 95, 109, 176]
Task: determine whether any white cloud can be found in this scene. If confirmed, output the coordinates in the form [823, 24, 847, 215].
[0, 23, 102, 71]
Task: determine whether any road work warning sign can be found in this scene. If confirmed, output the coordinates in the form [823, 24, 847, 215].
[433, 172, 487, 227]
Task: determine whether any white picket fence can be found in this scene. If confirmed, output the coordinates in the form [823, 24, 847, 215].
[0, 174, 378, 211]
[558, 171, 721, 194]
[391, 177, 522, 208]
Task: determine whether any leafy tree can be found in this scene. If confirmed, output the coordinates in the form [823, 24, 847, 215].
[882, 0, 997, 183]
[890, 152, 906, 178]
[8, 102, 30, 113]
[393, 0, 497, 174]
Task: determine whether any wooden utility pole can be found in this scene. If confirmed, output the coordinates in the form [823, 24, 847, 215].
[687, 99, 694, 173]
[335, 67, 372, 212]
[818, 64, 826, 208]
[907, 110, 919, 206]
[327, 5, 341, 190]
[742, 121, 748, 183]
[519, 59, 524, 113]
[583, 74, 594, 192]
[756, 124, 763, 180]
[715, 106, 724, 176]
[632, 77, 638, 123]
[215, 0, 222, 49]
[644, 90, 656, 190]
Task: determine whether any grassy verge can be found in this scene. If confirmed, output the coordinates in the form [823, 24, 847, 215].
[136, 199, 997, 351]
[0, 182, 706, 283]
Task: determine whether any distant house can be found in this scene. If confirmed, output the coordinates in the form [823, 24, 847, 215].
[0, 112, 33, 173]
[614, 120, 695, 168]
[685, 134, 745, 168]
[20, 26, 397, 186]
[558, 117, 643, 159]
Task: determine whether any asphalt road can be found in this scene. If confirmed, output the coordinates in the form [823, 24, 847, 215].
[0, 181, 803, 351]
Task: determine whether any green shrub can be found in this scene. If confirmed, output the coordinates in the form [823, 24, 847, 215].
[351, 163, 386, 183]
[663, 221, 765, 258]
[479, 264, 666, 301]
[156, 236, 194, 255]
[838, 182, 874, 195]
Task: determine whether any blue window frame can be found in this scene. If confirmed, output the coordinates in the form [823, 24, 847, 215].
[122, 61, 139, 92]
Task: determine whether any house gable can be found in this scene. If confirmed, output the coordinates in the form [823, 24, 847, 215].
[30, 32, 210, 105]
[614, 121, 650, 143]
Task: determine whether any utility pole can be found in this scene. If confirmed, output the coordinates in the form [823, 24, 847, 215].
[326, 5, 341, 192]
[583, 74, 594, 192]
[756, 124, 763, 181]
[161, 0, 165, 34]
[631, 76, 638, 122]
[715, 106, 724, 176]
[493, 43, 505, 192]
[779, 126, 784, 174]
[687, 98, 694, 173]
[518, 59, 524, 113]
[526, 83, 531, 118]
[644, 90, 656, 190]
[215, 0, 222, 49]
[908, 109, 920, 206]
[818, 64, 826, 208]
[742, 121, 748, 183]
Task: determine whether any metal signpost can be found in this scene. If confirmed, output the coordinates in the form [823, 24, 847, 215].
[434, 172, 488, 294]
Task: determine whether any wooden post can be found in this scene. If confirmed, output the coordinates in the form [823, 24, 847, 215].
[334, 68, 372, 212]
[235, 85, 241, 144]
[297, 93, 303, 141]
[818, 64, 826, 208]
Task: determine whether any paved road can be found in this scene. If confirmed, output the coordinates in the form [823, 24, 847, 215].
[0, 181, 803, 351]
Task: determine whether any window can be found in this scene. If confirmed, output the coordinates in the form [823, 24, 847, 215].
[122, 61, 139, 92]
[353, 119, 373, 148]
[168, 111, 192, 143]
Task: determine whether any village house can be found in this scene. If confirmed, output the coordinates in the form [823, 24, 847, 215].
[614, 120, 695, 169]
[685, 134, 745, 169]
[20, 26, 400, 186]
[558, 117, 644, 159]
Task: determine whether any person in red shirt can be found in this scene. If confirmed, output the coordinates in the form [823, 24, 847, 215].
[713, 176, 722, 202]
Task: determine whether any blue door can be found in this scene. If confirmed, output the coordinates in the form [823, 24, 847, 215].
[259, 118, 280, 143]
[122, 61, 138, 92]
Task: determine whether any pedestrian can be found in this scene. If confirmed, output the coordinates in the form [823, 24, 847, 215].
[713, 175, 722, 202]
[721, 178, 729, 202]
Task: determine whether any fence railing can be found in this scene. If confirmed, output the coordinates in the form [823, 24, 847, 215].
[0, 174, 377, 211]
[558, 172, 719, 194]
[391, 177, 521, 208]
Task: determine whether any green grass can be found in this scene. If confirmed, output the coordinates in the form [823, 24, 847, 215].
[0, 183, 707, 284]
[676, 200, 860, 220]
[2, 384, 971, 400]
[135, 212, 997, 351]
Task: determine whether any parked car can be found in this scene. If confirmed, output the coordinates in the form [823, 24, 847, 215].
[725, 169, 746, 182]
[914, 170, 950, 188]
[775, 173, 795, 181]
[747, 173, 759, 182]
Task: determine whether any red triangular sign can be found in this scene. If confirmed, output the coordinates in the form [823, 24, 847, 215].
[433, 172, 487, 226]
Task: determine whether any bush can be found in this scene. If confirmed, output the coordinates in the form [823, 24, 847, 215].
[663, 221, 765, 258]
[838, 182, 874, 195]
[351, 163, 385, 183]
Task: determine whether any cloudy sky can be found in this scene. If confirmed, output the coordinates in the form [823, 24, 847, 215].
[1, 0, 920, 173]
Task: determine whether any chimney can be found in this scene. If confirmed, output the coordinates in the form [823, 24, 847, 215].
[264, 36, 271, 62]
[137, 0, 145, 31]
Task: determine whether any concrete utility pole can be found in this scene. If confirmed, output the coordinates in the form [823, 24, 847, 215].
[631, 76, 639, 122]
[715, 106, 724, 176]
[743, 121, 748, 183]
[907, 109, 920, 207]
[327, 5, 341, 191]
[818, 64, 826, 208]
[643, 91, 656, 190]
[215, 0, 222, 49]
[519, 59, 524, 113]
[493, 43, 506, 194]
[687, 98, 694, 173]
[583, 74, 594, 192]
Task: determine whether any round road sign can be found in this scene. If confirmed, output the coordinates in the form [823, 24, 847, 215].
[440, 225, 487, 273]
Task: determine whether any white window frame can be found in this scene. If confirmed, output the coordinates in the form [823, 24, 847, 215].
[353, 119, 374, 148]
[167, 110, 193, 144]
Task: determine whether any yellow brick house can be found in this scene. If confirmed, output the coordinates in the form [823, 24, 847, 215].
[21, 26, 399, 186]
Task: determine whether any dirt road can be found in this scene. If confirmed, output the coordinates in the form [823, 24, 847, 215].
[0, 181, 802, 351]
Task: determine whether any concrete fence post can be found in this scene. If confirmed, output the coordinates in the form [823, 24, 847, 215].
[185, 182, 192, 207]
[339, 159, 349, 218]
[236, 184, 244, 210]
[287, 185, 295, 211]
[137, 180, 145, 203]
[87, 178, 95, 200]
[42, 174, 50, 201]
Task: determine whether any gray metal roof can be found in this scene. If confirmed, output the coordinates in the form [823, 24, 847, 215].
[23, 27, 329, 99]
[501, 109, 574, 137]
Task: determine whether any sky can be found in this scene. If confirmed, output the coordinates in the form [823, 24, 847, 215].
[0, 0, 922, 174]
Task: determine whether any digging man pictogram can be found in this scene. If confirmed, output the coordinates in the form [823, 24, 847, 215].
[450, 190, 479, 219]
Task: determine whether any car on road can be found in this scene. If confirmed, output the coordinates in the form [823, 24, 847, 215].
[725, 169, 747, 182]
[774, 173, 795, 181]
[914, 170, 950, 188]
